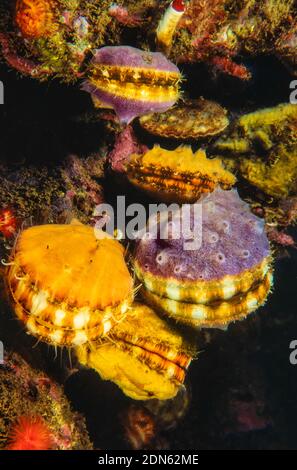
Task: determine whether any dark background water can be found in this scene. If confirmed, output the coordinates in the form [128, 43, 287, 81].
[0, 55, 297, 450]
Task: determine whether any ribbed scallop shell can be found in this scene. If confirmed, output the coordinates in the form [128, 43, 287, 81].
[7, 224, 133, 346]
[127, 145, 236, 203]
[82, 46, 181, 124]
[141, 267, 273, 328]
[134, 188, 273, 327]
[139, 99, 229, 140]
[76, 303, 194, 400]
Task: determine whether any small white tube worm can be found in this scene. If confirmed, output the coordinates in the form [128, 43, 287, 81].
[156, 0, 186, 52]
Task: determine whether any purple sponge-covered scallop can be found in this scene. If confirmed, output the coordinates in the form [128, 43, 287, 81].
[82, 46, 181, 124]
[134, 188, 273, 328]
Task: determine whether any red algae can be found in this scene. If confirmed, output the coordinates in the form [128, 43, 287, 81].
[0, 209, 16, 238]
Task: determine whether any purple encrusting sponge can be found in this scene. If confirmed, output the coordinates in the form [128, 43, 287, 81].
[133, 188, 273, 328]
[82, 46, 181, 124]
[135, 188, 270, 282]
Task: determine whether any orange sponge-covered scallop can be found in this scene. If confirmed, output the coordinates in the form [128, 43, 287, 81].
[6, 223, 134, 347]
